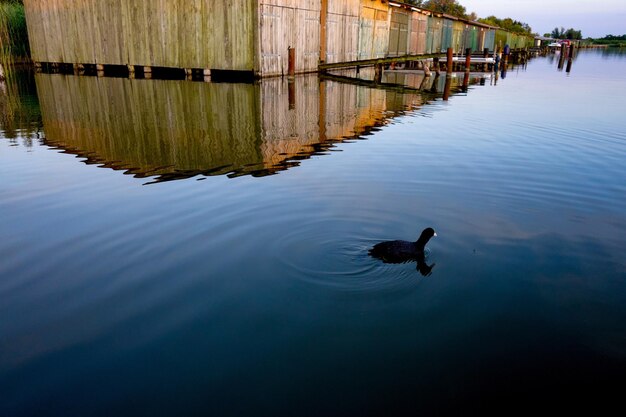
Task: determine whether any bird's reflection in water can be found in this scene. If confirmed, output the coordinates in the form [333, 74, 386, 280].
[369, 227, 437, 276]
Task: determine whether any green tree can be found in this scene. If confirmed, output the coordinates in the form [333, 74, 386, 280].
[478, 15, 533, 35]
[551, 27, 565, 39]
[564, 28, 582, 40]
[550, 27, 582, 40]
[424, 0, 467, 18]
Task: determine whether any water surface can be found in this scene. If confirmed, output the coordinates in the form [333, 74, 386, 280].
[1, 50, 625, 416]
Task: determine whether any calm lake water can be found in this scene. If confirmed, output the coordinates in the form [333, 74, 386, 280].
[2, 49, 625, 416]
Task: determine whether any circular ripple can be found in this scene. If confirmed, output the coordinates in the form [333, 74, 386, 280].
[269, 218, 421, 293]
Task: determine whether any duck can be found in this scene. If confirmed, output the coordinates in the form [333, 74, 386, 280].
[369, 227, 437, 276]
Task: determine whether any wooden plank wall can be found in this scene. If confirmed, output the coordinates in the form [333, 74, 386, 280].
[24, 0, 255, 71]
[358, 0, 389, 60]
[484, 29, 496, 52]
[453, 21, 465, 52]
[427, 15, 443, 53]
[409, 11, 428, 55]
[388, 7, 410, 57]
[259, 0, 321, 76]
[325, 0, 359, 64]
[24, 0, 533, 77]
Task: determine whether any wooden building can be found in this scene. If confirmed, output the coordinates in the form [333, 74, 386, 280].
[357, 0, 389, 60]
[24, 0, 258, 73]
[388, 6, 410, 57]
[409, 9, 429, 55]
[23, 0, 534, 78]
[323, 0, 359, 64]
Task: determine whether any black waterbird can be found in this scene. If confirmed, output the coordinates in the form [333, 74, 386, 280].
[369, 227, 437, 276]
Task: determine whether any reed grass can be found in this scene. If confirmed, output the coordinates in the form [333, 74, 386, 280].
[1, 1, 30, 132]
[1, 0, 29, 73]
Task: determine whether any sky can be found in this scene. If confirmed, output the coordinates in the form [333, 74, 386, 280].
[460, 0, 626, 38]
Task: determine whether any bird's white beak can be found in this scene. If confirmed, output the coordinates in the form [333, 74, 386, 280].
[434, 232, 437, 237]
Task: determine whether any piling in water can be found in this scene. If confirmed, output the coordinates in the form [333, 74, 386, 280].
[443, 75, 451, 101]
[288, 47, 295, 78]
[446, 48, 453, 74]
[374, 63, 383, 84]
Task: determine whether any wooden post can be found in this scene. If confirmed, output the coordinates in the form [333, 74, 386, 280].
[374, 63, 383, 84]
[558, 43, 566, 70]
[443, 74, 451, 101]
[288, 80, 296, 110]
[319, 79, 327, 142]
[430, 73, 440, 93]
[446, 47, 453, 74]
[421, 60, 431, 77]
[462, 70, 469, 92]
[465, 48, 471, 72]
[433, 57, 440, 75]
[483, 48, 489, 72]
[320, 0, 328, 64]
[288, 47, 295, 78]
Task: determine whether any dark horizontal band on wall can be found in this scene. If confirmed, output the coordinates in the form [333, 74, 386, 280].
[33, 62, 255, 83]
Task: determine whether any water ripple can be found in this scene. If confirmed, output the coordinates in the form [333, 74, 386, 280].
[268, 220, 420, 293]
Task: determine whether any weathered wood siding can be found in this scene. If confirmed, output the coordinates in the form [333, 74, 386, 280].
[441, 18, 454, 52]
[24, 0, 256, 71]
[325, 0, 359, 64]
[452, 21, 464, 52]
[409, 11, 428, 55]
[462, 24, 479, 52]
[259, 0, 321, 76]
[426, 15, 443, 53]
[484, 29, 496, 52]
[476, 27, 486, 51]
[24, 0, 533, 79]
[358, 0, 389, 60]
[494, 29, 508, 51]
[388, 6, 410, 57]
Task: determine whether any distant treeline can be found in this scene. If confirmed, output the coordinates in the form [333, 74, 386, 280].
[547, 27, 583, 40]
[591, 34, 626, 47]
[404, 1, 534, 36]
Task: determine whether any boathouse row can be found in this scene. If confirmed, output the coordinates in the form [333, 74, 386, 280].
[23, 0, 535, 78]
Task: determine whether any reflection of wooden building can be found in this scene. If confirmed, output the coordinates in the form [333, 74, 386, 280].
[37, 72, 450, 182]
